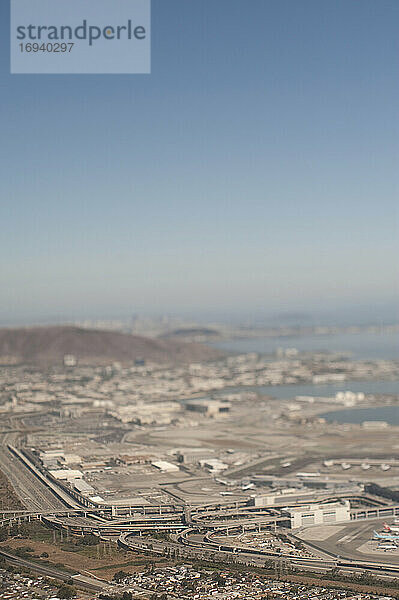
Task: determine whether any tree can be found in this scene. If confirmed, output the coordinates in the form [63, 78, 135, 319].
[213, 573, 225, 586]
[57, 584, 77, 599]
[113, 570, 130, 583]
[76, 533, 99, 546]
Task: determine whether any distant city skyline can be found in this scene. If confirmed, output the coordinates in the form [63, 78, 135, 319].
[0, 0, 398, 324]
[1, 302, 397, 329]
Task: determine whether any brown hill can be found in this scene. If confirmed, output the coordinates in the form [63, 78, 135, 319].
[0, 326, 224, 366]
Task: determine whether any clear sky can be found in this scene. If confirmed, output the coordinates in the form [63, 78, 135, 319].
[0, 0, 398, 325]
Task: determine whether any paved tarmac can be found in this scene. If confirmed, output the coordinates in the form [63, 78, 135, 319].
[295, 519, 399, 565]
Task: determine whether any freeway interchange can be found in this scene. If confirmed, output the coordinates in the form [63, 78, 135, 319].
[2, 439, 399, 583]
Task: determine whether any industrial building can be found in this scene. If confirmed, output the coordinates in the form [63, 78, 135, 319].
[72, 478, 96, 497]
[185, 399, 231, 417]
[151, 460, 180, 473]
[199, 458, 229, 473]
[176, 448, 215, 463]
[49, 468, 84, 481]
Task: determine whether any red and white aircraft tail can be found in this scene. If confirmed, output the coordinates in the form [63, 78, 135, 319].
[383, 522, 399, 533]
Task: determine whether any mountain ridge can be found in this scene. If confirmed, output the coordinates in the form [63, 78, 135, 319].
[0, 325, 223, 366]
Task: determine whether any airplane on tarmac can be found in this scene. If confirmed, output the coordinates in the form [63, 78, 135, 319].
[383, 521, 399, 533]
[373, 530, 399, 541]
[242, 483, 255, 490]
[378, 543, 399, 551]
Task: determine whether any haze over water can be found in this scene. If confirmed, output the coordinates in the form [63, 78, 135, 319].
[216, 330, 399, 417]
[213, 330, 399, 361]
[321, 405, 399, 426]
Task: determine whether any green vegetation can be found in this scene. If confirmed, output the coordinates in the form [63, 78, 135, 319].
[0, 521, 105, 557]
[0, 527, 8, 542]
[181, 557, 399, 597]
[76, 533, 99, 545]
[2, 521, 54, 543]
[113, 569, 130, 582]
[0, 543, 76, 574]
[4, 519, 398, 597]
[145, 531, 170, 541]
[56, 583, 77, 598]
[0, 469, 24, 511]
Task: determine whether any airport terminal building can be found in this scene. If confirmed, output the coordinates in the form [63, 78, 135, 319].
[287, 500, 351, 529]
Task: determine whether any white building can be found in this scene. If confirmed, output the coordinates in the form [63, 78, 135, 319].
[176, 448, 215, 463]
[72, 478, 96, 497]
[151, 460, 180, 473]
[113, 402, 181, 424]
[199, 458, 229, 473]
[49, 469, 83, 481]
[286, 500, 351, 529]
[63, 354, 77, 367]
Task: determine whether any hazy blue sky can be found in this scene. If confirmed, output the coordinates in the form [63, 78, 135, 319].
[1, 0, 398, 325]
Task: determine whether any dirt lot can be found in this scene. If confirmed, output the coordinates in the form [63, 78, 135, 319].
[0, 534, 169, 581]
[0, 469, 24, 510]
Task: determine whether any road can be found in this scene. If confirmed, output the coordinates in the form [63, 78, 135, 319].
[0, 549, 111, 592]
[118, 529, 399, 579]
[0, 433, 67, 512]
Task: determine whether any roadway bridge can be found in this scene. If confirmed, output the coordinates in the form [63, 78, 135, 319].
[190, 516, 286, 531]
[2, 495, 392, 525]
[351, 504, 399, 520]
[118, 530, 399, 578]
[3, 500, 399, 536]
[42, 514, 188, 536]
